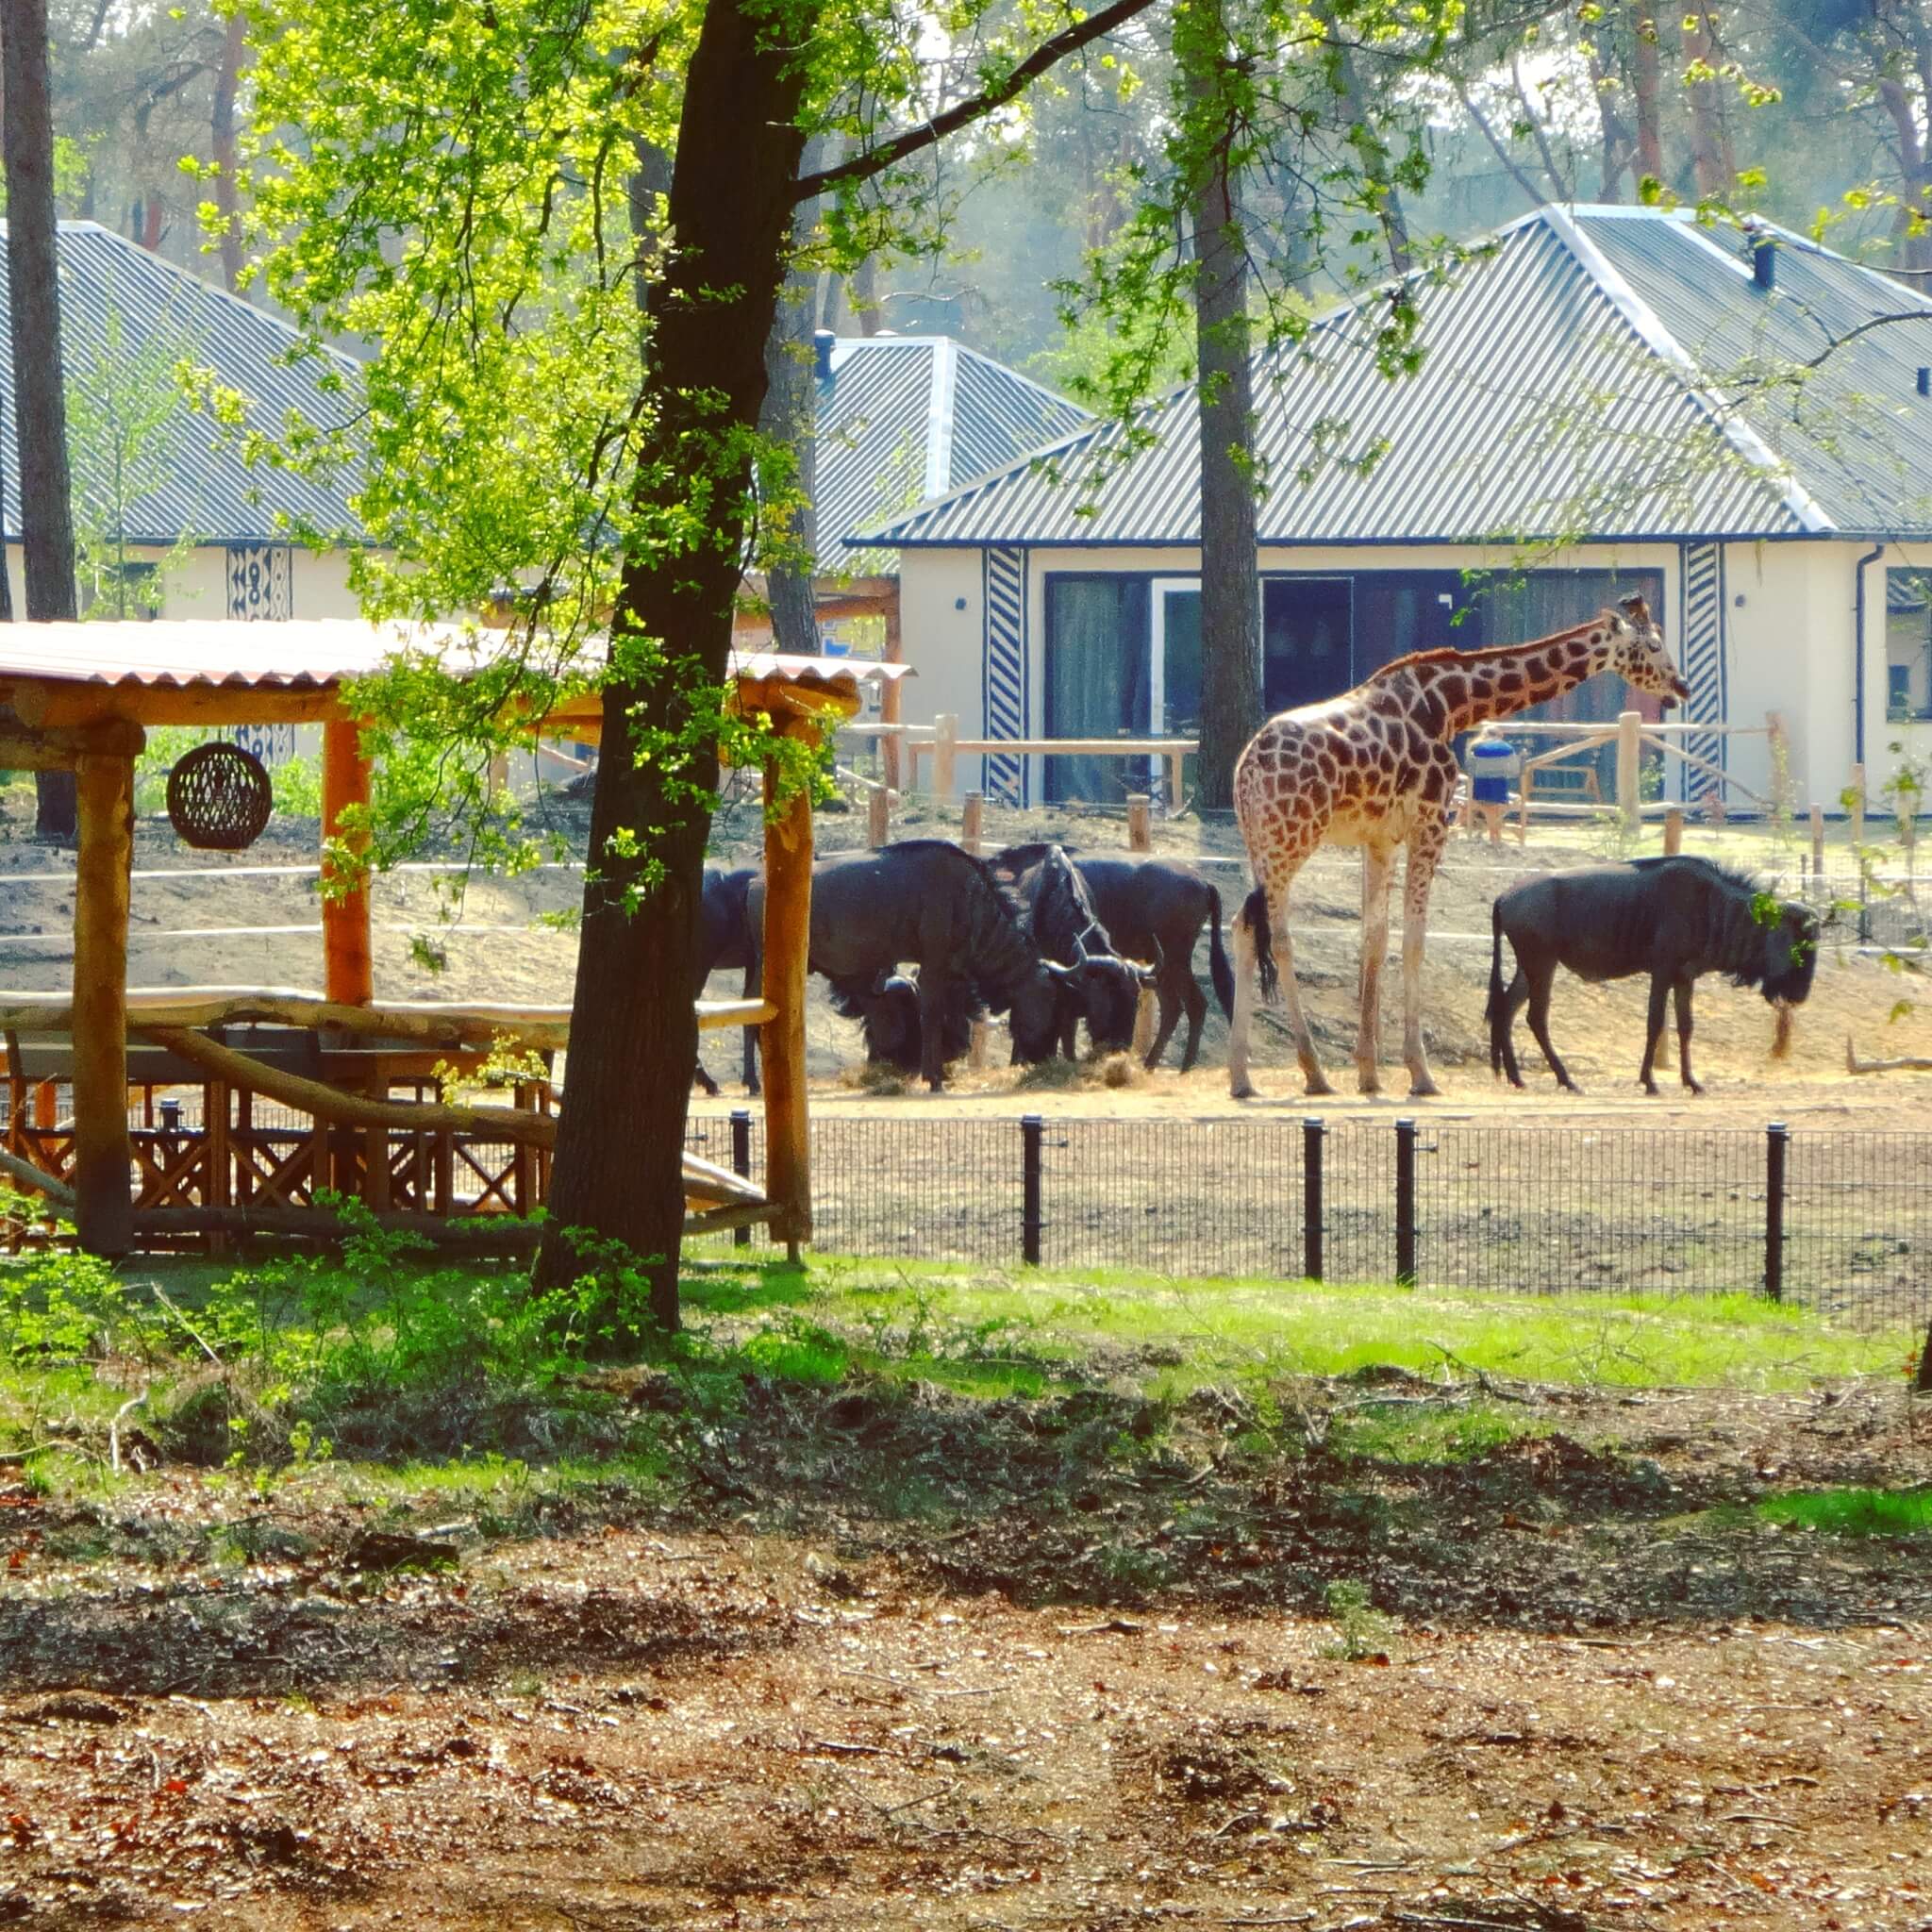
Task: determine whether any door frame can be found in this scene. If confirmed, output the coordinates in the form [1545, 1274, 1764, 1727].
[1148, 576, 1201, 734]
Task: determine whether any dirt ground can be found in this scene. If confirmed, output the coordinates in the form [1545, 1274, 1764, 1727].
[3, 1374, 1930, 1930]
[5, 777, 1926, 1133]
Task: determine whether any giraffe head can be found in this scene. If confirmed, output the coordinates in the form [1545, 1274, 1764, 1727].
[1606, 595, 1691, 708]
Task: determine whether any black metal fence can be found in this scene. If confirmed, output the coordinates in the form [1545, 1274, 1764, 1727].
[686, 1111, 1932, 1328]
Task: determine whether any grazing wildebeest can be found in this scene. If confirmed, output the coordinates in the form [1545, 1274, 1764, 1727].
[989, 842, 1151, 1058]
[1486, 856, 1821, 1095]
[746, 841, 1069, 1090]
[691, 866, 760, 1096]
[828, 972, 978, 1075]
[1072, 856, 1234, 1071]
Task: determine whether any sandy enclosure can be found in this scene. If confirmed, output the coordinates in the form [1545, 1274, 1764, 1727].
[0, 780, 1926, 1131]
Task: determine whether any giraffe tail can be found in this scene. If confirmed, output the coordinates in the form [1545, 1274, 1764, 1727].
[1240, 886, 1279, 1004]
[1485, 898, 1507, 1075]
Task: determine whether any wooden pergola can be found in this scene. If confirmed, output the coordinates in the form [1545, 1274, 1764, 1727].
[0, 621, 908, 1257]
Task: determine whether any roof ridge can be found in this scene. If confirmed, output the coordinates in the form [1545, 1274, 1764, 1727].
[1541, 204, 1833, 536]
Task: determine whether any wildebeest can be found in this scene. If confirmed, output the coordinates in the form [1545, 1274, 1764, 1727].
[746, 841, 1070, 1090]
[1070, 856, 1234, 1071]
[989, 842, 1151, 1058]
[1486, 856, 1820, 1095]
[828, 972, 978, 1075]
[692, 866, 760, 1096]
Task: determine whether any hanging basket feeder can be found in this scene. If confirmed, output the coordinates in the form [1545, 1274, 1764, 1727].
[166, 740, 274, 852]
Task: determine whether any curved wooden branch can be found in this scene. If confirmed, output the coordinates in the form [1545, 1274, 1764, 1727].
[0, 1145, 75, 1211]
[137, 1024, 560, 1148]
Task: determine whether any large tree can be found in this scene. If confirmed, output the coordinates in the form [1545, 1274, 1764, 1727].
[2, 0, 81, 841]
[239, 0, 1156, 1329]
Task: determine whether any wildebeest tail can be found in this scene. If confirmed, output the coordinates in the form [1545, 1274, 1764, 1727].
[1485, 899, 1507, 1074]
[1205, 886, 1235, 1019]
[1239, 886, 1278, 1003]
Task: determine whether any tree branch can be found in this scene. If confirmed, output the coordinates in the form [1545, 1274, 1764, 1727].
[793, 0, 1157, 200]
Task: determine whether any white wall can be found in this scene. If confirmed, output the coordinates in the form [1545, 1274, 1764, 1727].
[893, 547, 984, 742]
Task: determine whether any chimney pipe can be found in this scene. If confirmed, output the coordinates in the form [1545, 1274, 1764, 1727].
[1919, 366, 1930, 398]
[1746, 222, 1775, 291]
[813, 329, 835, 382]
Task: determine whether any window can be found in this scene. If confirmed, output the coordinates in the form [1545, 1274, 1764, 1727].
[1042, 575, 1151, 803]
[1887, 568, 1932, 721]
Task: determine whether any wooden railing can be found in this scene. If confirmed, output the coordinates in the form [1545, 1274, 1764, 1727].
[842, 713, 1195, 808]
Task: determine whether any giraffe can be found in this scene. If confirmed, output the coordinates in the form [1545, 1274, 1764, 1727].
[1226, 595, 1690, 1100]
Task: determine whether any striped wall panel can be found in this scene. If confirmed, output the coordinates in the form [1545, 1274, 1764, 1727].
[1679, 541, 1724, 800]
[982, 545, 1028, 805]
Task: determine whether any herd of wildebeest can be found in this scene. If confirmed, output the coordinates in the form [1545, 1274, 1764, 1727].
[695, 839, 1821, 1099]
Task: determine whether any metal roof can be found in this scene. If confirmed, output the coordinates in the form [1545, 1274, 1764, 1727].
[1, 222, 364, 547]
[813, 336, 1087, 574]
[0, 619, 910, 695]
[858, 207, 1932, 551]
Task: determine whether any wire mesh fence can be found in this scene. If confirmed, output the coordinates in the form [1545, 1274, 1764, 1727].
[690, 1109, 1932, 1328]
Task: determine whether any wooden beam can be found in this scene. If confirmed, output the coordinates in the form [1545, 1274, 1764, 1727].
[73, 753, 136, 1256]
[761, 723, 816, 1256]
[138, 1024, 558, 1148]
[0, 1144, 75, 1210]
[8, 682, 344, 729]
[132, 1203, 545, 1252]
[881, 596, 903, 791]
[0, 717, 144, 770]
[322, 719, 374, 1006]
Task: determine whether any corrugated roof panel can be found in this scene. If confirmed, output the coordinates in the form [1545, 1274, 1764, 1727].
[1, 223, 366, 545]
[859, 207, 1924, 551]
[809, 337, 1087, 575]
[0, 619, 913, 693]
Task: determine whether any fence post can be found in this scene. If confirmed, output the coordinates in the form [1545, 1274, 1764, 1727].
[1809, 802, 1824, 891]
[1850, 762, 1866, 849]
[1021, 1114, 1043, 1266]
[730, 1108, 753, 1248]
[961, 789, 984, 857]
[934, 713, 958, 799]
[1302, 1116, 1324, 1282]
[1616, 710, 1641, 830]
[1126, 793, 1152, 852]
[1394, 1117, 1417, 1289]
[1763, 1121, 1787, 1303]
[867, 786, 891, 850]
[1663, 806, 1684, 856]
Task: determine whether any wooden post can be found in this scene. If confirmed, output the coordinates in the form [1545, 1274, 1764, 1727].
[867, 785, 891, 850]
[1663, 806, 1684, 856]
[1850, 763, 1866, 849]
[762, 724, 815, 1259]
[1126, 793, 1152, 853]
[486, 749, 509, 802]
[1616, 709, 1641, 831]
[934, 712, 958, 800]
[1166, 752, 1186, 812]
[322, 719, 375, 1007]
[881, 601, 903, 793]
[961, 789, 984, 857]
[72, 752, 135, 1256]
[1766, 710, 1790, 817]
[1809, 802, 1825, 889]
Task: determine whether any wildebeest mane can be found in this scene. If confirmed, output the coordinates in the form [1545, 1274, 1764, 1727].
[1626, 856, 1810, 995]
[884, 840, 1044, 1015]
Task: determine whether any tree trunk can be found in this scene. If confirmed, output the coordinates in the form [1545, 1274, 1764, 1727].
[1629, 2, 1665, 186]
[1878, 74, 1932, 278]
[1, 0, 80, 841]
[1682, 8, 1733, 199]
[759, 138, 826, 658]
[211, 9, 248, 294]
[1324, 8, 1410, 272]
[532, 0, 813, 1328]
[1588, 47, 1634, 201]
[848, 253, 880, 334]
[1180, 0, 1261, 813]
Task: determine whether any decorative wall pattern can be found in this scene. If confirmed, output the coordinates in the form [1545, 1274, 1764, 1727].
[225, 543, 292, 622]
[982, 545, 1027, 805]
[1680, 541, 1724, 800]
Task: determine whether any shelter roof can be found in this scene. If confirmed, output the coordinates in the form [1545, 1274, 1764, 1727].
[0, 620, 908, 730]
[3, 222, 365, 547]
[855, 207, 1932, 552]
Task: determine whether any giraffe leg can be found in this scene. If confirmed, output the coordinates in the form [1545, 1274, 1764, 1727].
[1400, 812, 1448, 1098]
[1357, 847, 1393, 1095]
[1228, 854, 1330, 1099]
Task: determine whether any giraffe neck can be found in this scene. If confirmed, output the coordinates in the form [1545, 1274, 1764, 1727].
[1409, 620, 1616, 741]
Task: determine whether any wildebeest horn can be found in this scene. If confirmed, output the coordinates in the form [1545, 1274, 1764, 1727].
[1043, 959, 1078, 983]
